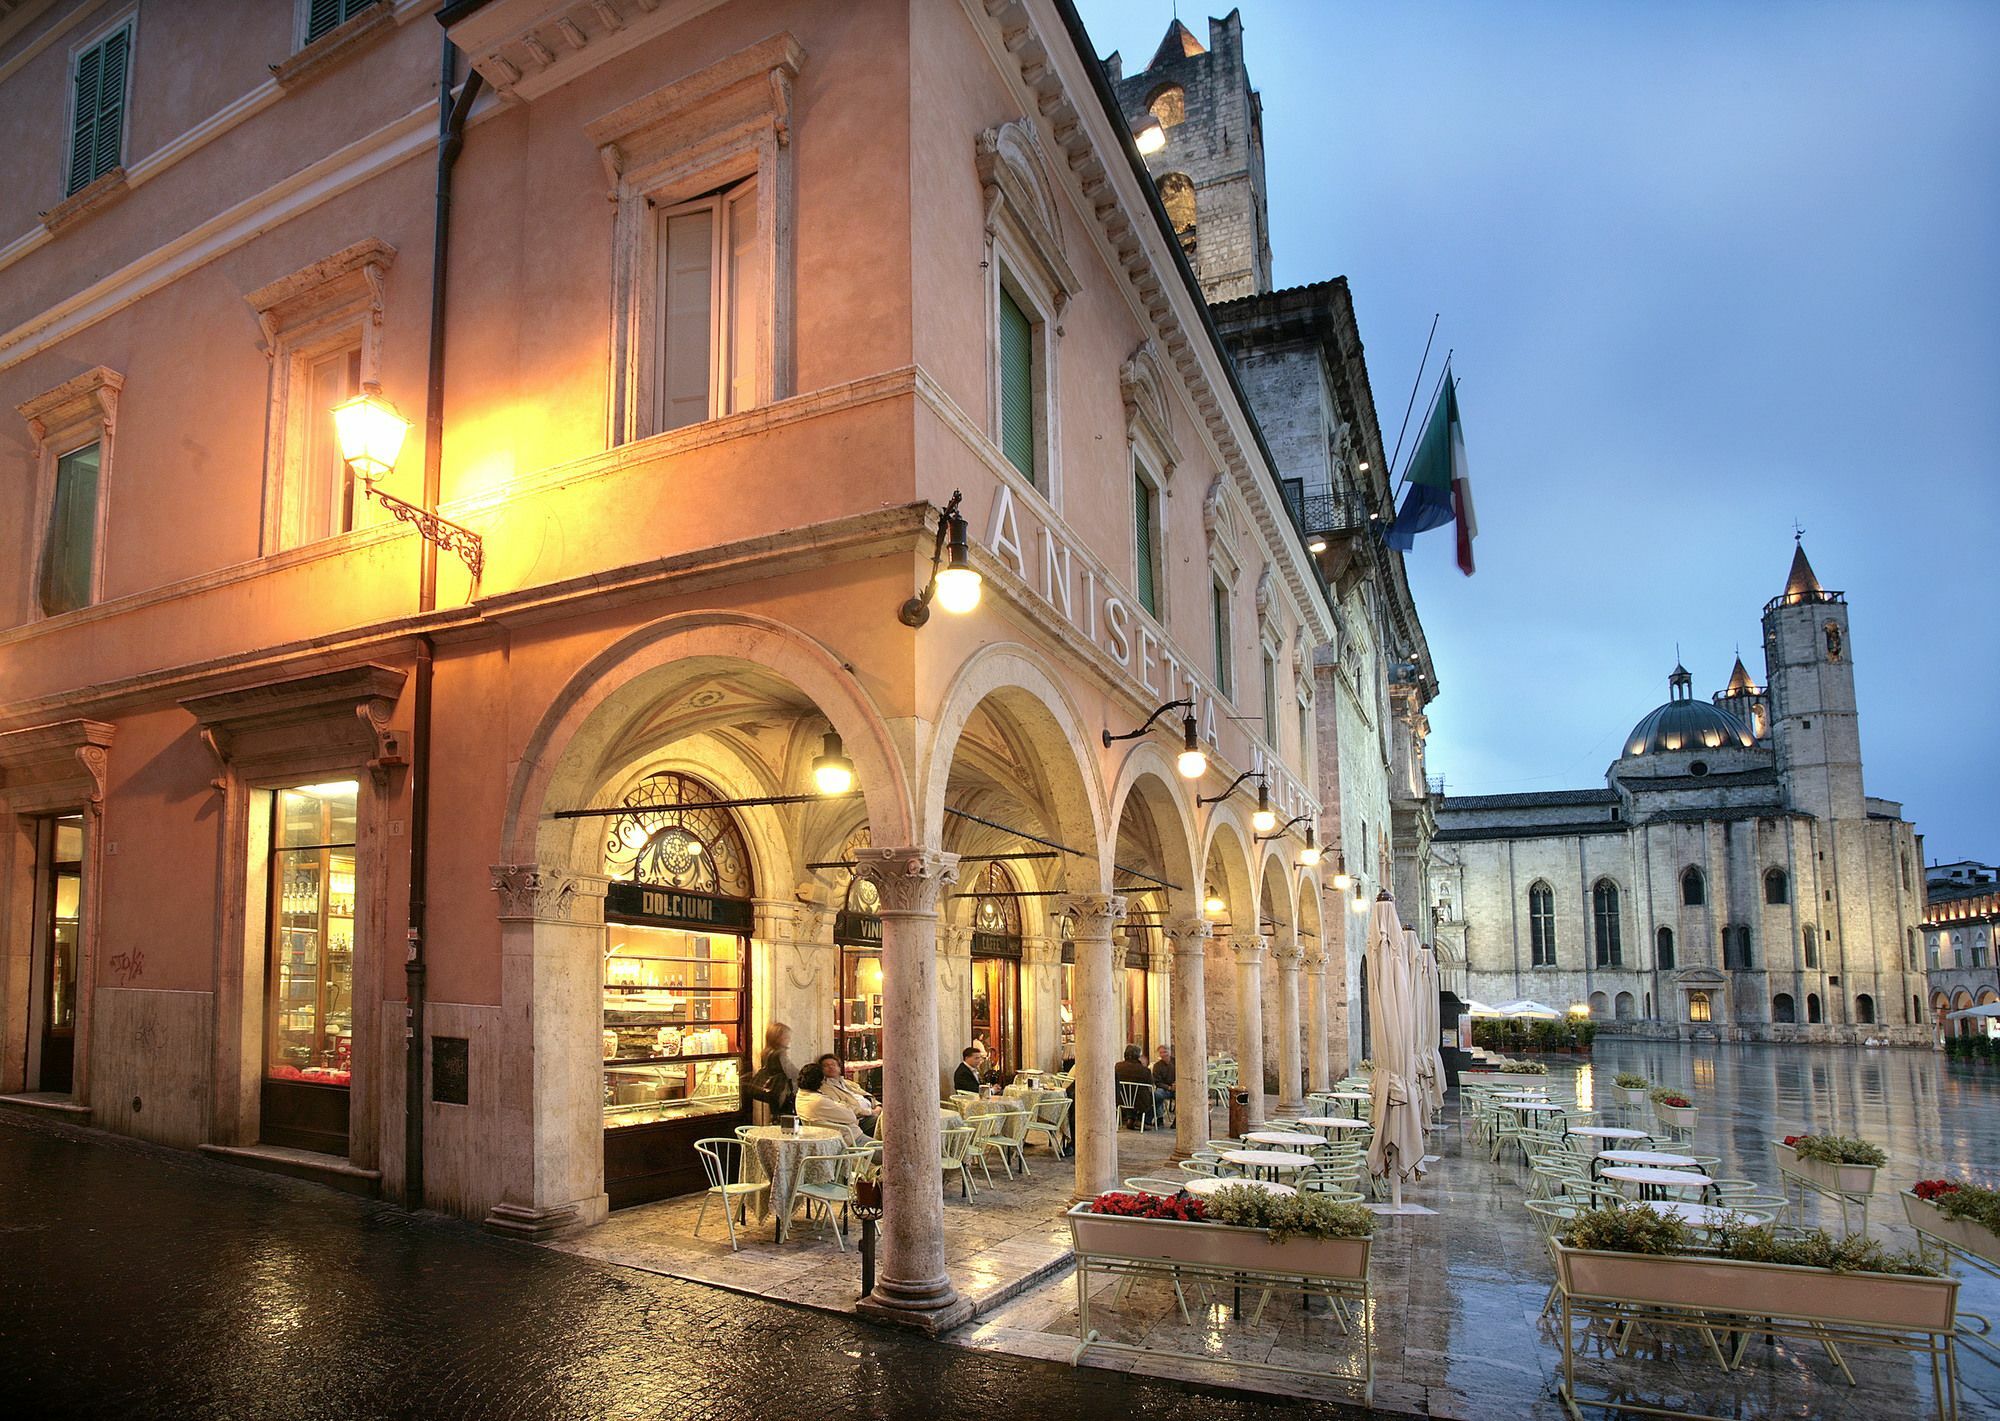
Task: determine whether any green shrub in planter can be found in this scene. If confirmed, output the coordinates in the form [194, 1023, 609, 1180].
[1202, 1183, 1374, 1243]
[1708, 1221, 1935, 1277]
[1577, 1023, 1597, 1048]
[1791, 1134, 1887, 1167]
[1612, 1072, 1649, 1090]
[1563, 1204, 1689, 1256]
[1649, 1086, 1694, 1108]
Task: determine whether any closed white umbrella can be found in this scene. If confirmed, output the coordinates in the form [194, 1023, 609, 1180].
[1412, 933, 1446, 1133]
[1404, 929, 1439, 1129]
[1367, 894, 1427, 1211]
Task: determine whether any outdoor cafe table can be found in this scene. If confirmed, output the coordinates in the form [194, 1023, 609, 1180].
[741, 1124, 846, 1242]
[1327, 1091, 1373, 1107]
[1598, 1149, 1698, 1170]
[1600, 1165, 1714, 1202]
[1219, 1148, 1316, 1182]
[1294, 1115, 1368, 1135]
[1636, 1199, 1737, 1228]
[1180, 1175, 1296, 1198]
[1246, 1129, 1326, 1149]
[1568, 1125, 1648, 1146]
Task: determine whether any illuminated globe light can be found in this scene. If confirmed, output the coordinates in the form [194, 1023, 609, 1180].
[1350, 890, 1369, 915]
[812, 731, 856, 796]
[1203, 890, 1226, 918]
[1297, 830, 1322, 868]
[1251, 783, 1276, 835]
[1176, 714, 1207, 779]
[330, 383, 410, 483]
[1132, 114, 1167, 155]
[934, 564, 982, 614]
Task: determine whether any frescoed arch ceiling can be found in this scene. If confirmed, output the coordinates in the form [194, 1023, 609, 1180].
[598, 670, 823, 774]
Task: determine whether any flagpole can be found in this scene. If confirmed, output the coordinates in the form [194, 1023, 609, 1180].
[1393, 354, 1452, 502]
[1385, 314, 1439, 491]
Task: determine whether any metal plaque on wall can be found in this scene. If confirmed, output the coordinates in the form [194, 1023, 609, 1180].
[432, 1036, 470, 1105]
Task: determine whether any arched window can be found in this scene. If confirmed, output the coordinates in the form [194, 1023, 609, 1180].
[1772, 992, 1796, 1024]
[1688, 990, 1712, 1023]
[1855, 993, 1876, 1025]
[1681, 867, 1705, 906]
[1806, 993, 1823, 1024]
[1802, 925, 1818, 969]
[1723, 924, 1753, 970]
[1656, 925, 1675, 970]
[602, 769, 755, 895]
[1158, 172, 1196, 234]
[1614, 991, 1636, 1020]
[1589, 990, 1609, 1018]
[1528, 881, 1556, 966]
[1147, 83, 1185, 128]
[1764, 868, 1788, 905]
[1592, 880, 1622, 966]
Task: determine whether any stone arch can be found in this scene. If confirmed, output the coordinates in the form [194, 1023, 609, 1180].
[1855, 993, 1876, 1025]
[1158, 171, 1196, 240]
[1255, 842, 1296, 936]
[920, 643, 1107, 883]
[1614, 990, 1636, 1020]
[501, 611, 912, 872]
[1807, 992, 1823, 1024]
[1145, 82, 1185, 127]
[1105, 741, 1200, 901]
[1772, 992, 1796, 1024]
[1589, 990, 1609, 1018]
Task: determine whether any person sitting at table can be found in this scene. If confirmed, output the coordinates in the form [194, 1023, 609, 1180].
[794, 1061, 864, 1145]
[1150, 1045, 1175, 1114]
[1115, 1044, 1162, 1128]
[953, 1046, 986, 1094]
[817, 1053, 879, 1124]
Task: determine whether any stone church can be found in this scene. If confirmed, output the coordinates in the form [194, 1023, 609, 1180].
[1430, 545, 1928, 1043]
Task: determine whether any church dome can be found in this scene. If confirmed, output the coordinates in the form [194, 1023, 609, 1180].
[1622, 663, 1756, 757]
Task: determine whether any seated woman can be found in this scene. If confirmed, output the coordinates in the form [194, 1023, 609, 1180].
[794, 1061, 864, 1145]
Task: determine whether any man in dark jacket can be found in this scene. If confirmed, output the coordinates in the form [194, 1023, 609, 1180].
[1150, 1045, 1176, 1124]
[952, 1046, 985, 1094]
[1114, 1043, 1161, 1127]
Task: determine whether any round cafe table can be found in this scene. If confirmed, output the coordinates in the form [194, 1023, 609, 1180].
[1181, 1175, 1295, 1198]
[741, 1124, 845, 1242]
[1294, 1115, 1368, 1134]
[1599, 1149, 1698, 1170]
[1328, 1091, 1373, 1107]
[1219, 1148, 1316, 1182]
[1637, 1199, 1737, 1228]
[1601, 1165, 1713, 1202]
[1569, 1126, 1648, 1143]
[1246, 1129, 1325, 1149]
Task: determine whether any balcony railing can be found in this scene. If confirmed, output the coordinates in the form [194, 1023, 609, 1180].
[1280, 478, 1376, 539]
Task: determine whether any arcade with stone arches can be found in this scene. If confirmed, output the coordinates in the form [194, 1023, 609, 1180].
[492, 614, 1329, 1329]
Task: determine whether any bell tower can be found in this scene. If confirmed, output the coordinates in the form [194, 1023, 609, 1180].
[1763, 540, 1863, 823]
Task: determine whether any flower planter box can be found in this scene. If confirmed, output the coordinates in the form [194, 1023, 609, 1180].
[1553, 1241, 1958, 1333]
[1615, 1087, 1649, 1108]
[1903, 1191, 2000, 1268]
[1652, 1102, 1697, 1130]
[1066, 1204, 1370, 1281]
[1775, 1141, 1878, 1195]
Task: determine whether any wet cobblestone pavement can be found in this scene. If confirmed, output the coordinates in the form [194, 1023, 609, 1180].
[0, 1111, 1365, 1421]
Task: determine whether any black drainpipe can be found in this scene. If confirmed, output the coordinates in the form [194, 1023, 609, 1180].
[406, 37, 484, 1211]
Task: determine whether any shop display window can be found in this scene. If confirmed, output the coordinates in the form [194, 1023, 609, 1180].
[838, 947, 884, 1076]
[602, 923, 744, 1128]
[265, 780, 358, 1087]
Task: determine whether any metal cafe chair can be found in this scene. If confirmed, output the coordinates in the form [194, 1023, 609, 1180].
[693, 1137, 771, 1251]
[1117, 1079, 1155, 1131]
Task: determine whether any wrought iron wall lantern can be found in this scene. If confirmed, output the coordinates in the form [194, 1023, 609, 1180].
[1103, 699, 1206, 779]
[332, 383, 484, 580]
[1199, 771, 1275, 832]
[899, 489, 982, 627]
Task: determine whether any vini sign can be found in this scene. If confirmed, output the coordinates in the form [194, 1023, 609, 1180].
[982, 484, 1313, 823]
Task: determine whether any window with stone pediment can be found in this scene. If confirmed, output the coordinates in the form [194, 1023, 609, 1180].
[589, 33, 802, 447]
[603, 770, 754, 897]
[19, 366, 122, 619]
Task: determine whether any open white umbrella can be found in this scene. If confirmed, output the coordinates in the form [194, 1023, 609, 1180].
[1366, 894, 1428, 1211]
[1490, 998, 1564, 1019]
[1947, 1002, 2000, 1020]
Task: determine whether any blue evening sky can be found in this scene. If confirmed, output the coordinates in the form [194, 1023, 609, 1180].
[1076, 0, 2000, 862]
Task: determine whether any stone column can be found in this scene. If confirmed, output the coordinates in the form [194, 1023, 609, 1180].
[1274, 934, 1304, 1111]
[1061, 892, 1126, 1200]
[1019, 934, 1061, 1073]
[851, 847, 970, 1333]
[485, 863, 611, 1240]
[1305, 947, 1331, 1093]
[1234, 934, 1268, 1129]
[1164, 914, 1211, 1158]
[937, 922, 972, 1084]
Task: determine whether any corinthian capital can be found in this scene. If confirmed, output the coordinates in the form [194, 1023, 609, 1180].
[1270, 937, 1304, 967]
[1303, 947, 1330, 974]
[1163, 914, 1213, 952]
[1234, 933, 1269, 965]
[491, 863, 608, 924]
[851, 847, 959, 916]
[1056, 893, 1128, 937]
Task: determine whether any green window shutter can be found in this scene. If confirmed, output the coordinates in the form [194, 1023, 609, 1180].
[67, 45, 102, 195]
[998, 287, 1036, 482]
[91, 27, 128, 184]
[39, 443, 100, 616]
[1133, 472, 1157, 616]
[1211, 580, 1231, 697]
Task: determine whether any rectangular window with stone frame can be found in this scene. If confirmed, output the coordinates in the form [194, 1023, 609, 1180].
[1529, 882, 1556, 967]
[657, 177, 763, 433]
[1131, 460, 1162, 617]
[20, 367, 121, 620]
[1210, 576, 1233, 700]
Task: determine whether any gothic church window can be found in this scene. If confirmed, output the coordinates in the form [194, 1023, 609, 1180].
[1592, 880, 1622, 967]
[1528, 882, 1555, 966]
[1681, 867, 1705, 906]
[1764, 868, 1788, 904]
[1656, 926, 1675, 970]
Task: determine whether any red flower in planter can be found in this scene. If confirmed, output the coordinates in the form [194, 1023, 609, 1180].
[1783, 1134, 1802, 1147]
[1914, 1178, 1963, 1201]
[1090, 1190, 1206, 1221]
[1657, 1095, 1691, 1109]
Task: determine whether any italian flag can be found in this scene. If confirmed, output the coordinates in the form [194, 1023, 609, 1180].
[1385, 372, 1477, 576]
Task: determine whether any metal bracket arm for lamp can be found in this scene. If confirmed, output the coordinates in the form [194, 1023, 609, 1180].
[367, 486, 485, 582]
[1200, 770, 1276, 833]
[1102, 699, 1207, 780]
[333, 382, 483, 581]
[1255, 813, 1310, 842]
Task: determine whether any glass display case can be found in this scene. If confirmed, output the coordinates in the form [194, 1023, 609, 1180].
[602, 922, 745, 1129]
[266, 782, 357, 1087]
[837, 946, 884, 1081]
